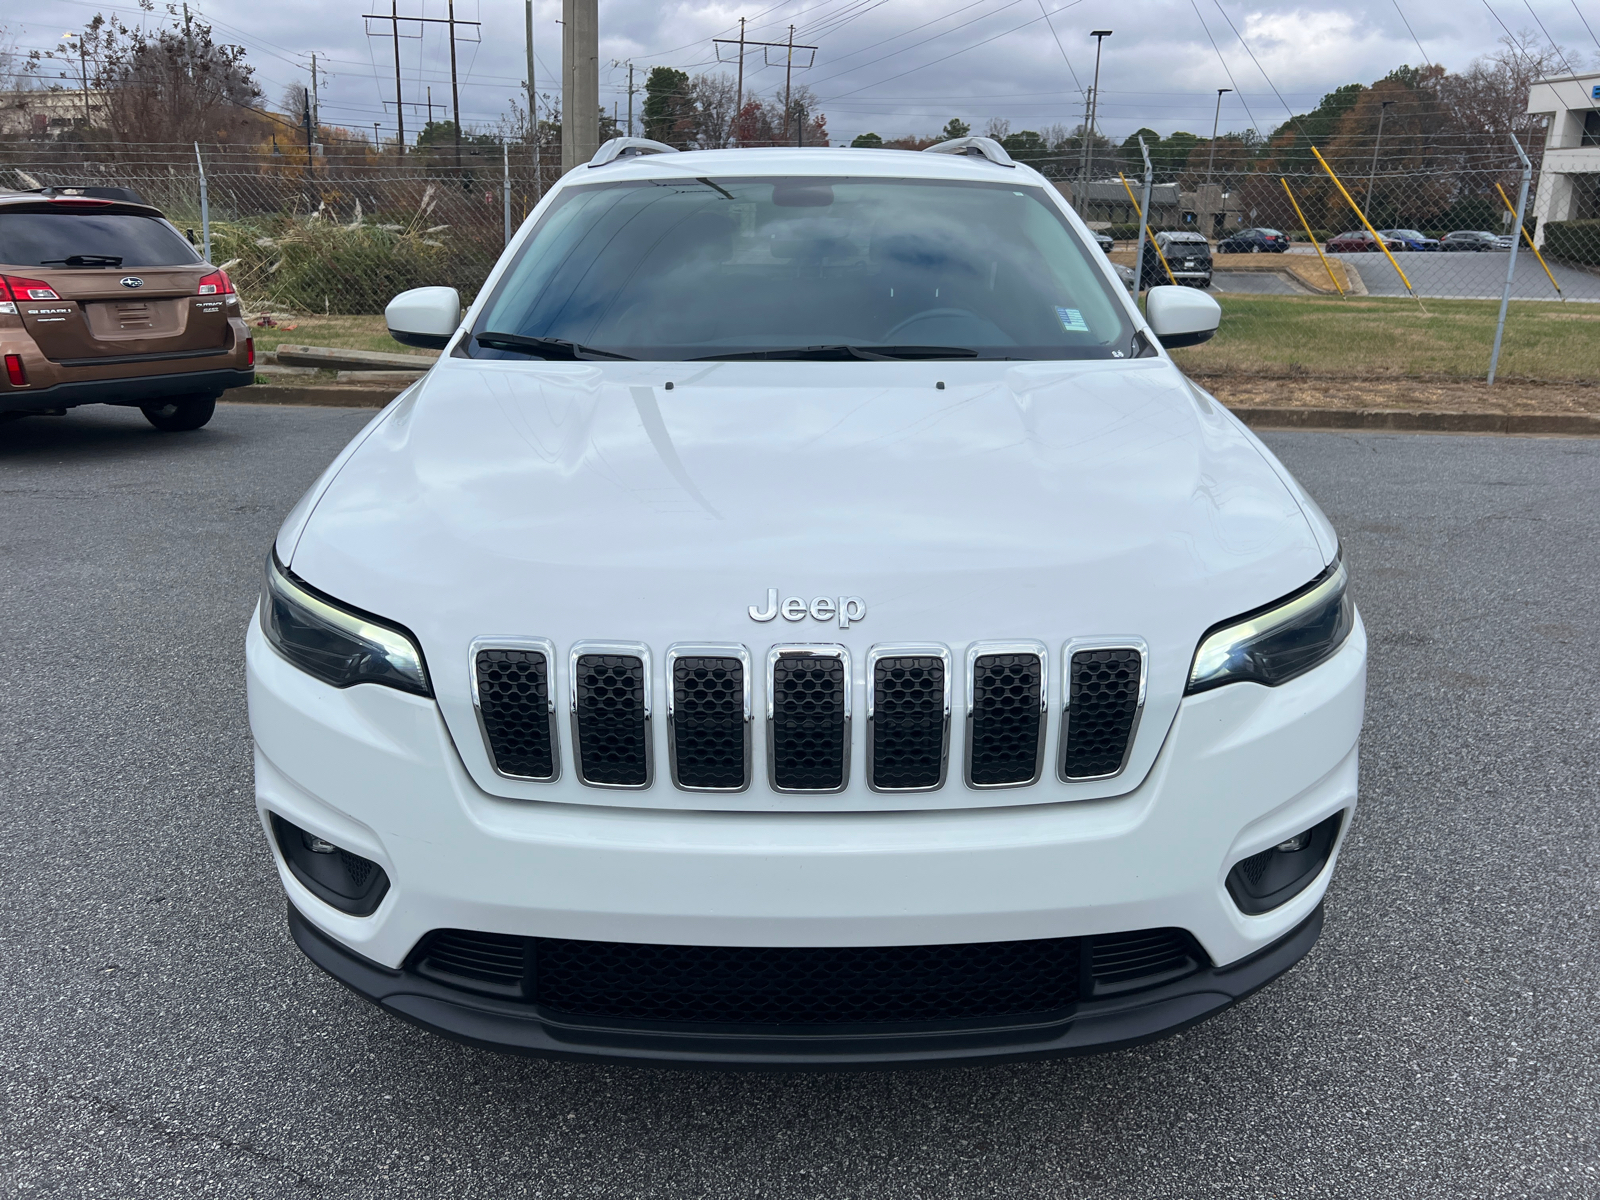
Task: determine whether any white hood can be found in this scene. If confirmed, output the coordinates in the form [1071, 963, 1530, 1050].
[282, 354, 1328, 811]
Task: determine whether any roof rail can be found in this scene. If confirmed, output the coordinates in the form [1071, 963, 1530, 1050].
[589, 137, 680, 167]
[922, 136, 1015, 168]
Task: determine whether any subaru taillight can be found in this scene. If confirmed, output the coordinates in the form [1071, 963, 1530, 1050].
[0, 275, 60, 301]
[4, 354, 26, 387]
[197, 269, 235, 296]
[246, 336, 255, 367]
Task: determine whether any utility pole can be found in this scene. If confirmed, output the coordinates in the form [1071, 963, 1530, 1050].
[627, 62, 635, 138]
[1082, 30, 1111, 221]
[364, 6, 481, 154]
[735, 17, 746, 144]
[525, 0, 536, 138]
[1364, 99, 1396, 221]
[391, 0, 405, 152]
[783, 25, 796, 142]
[796, 101, 806, 147]
[310, 53, 319, 132]
[447, 0, 462, 167]
[561, 0, 598, 172]
[62, 33, 89, 126]
[1205, 87, 1231, 187]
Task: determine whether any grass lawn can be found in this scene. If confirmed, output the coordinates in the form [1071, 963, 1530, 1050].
[246, 313, 433, 361]
[1174, 294, 1600, 383]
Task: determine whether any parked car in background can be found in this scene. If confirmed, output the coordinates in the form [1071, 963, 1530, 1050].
[1142, 231, 1213, 288]
[1215, 228, 1289, 253]
[1325, 230, 1403, 254]
[1440, 230, 1502, 252]
[1493, 233, 1516, 250]
[1093, 231, 1114, 254]
[1376, 229, 1439, 251]
[0, 186, 254, 429]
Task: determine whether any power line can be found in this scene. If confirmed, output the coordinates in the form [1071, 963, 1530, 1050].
[1390, 0, 1432, 66]
[1035, 0, 1084, 96]
[1188, 0, 1264, 135]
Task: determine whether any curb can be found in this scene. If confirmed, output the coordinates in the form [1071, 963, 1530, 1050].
[223, 385, 1600, 437]
[1230, 407, 1600, 436]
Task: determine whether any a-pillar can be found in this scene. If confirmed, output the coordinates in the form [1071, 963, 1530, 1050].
[561, 0, 599, 172]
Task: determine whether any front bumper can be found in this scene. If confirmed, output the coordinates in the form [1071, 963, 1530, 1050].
[288, 898, 1325, 1068]
[247, 614, 1365, 1065]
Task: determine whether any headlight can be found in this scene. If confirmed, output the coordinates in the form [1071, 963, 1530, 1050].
[260, 553, 431, 696]
[1187, 560, 1353, 694]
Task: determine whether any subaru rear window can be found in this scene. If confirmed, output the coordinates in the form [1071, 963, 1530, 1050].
[473, 176, 1134, 361]
[0, 210, 200, 267]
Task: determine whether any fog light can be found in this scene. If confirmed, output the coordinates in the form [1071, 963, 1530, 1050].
[1226, 811, 1344, 915]
[270, 813, 389, 916]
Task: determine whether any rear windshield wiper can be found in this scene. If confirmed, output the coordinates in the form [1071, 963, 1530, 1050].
[39, 254, 123, 267]
[692, 344, 982, 362]
[476, 332, 636, 361]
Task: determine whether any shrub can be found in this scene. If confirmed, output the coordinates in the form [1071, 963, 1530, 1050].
[1100, 223, 1185, 242]
[1542, 220, 1600, 267]
[209, 189, 498, 314]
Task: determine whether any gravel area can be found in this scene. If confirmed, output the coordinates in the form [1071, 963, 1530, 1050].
[2, 402, 1597, 1198]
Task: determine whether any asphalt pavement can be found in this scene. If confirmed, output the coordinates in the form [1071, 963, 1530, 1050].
[1318, 247, 1600, 301]
[2, 402, 1598, 1198]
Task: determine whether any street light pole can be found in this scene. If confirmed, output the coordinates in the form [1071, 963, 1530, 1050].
[1082, 30, 1112, 222]
[1205, 87, 1231, 187]
[1364, 99, 1396, 221]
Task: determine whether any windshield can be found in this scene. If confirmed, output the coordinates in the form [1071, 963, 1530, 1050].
[0, 210, 199, 267]
[471, 176, 1135, 361]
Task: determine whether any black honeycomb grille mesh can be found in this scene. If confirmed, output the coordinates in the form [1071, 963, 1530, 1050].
[772, 654, 846, 791]
[871, 656, 946, 790]
[532, 936, 1082, 1025]
[474, 649, 555, 779]
[575, 654, 648, 786]
[968, 653, 1043, 786]
[672, 656, 746, 790]
[1062, 648, 1142, 779]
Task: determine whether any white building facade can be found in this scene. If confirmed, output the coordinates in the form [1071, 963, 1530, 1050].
[1525, 72, 1600, 245]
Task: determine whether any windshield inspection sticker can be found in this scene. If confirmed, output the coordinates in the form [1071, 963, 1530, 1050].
[1056, 306, 1089, 333]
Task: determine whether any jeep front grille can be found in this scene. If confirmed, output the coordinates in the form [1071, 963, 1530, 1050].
[768, 646, 850, 793]
[965, 644, 1048, 788]
[1060, 644, 1145, 780]
[667, 646, 751, 791]
[472, 641, 558, 781]
[570, 643, 652, 788]
[867, 647, 950, 792]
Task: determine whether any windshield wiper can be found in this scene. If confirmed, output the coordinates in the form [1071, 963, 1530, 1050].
[691, 344, 982, 362]
[476, 332, 636, 361]
[39, 254, 123, 267]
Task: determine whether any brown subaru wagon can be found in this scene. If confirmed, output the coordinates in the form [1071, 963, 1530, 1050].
[0, 187, 255, 431]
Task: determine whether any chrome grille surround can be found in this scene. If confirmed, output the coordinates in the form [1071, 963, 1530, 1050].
[865, 643, 952, 793]
[766, 644, 852, 794]
[569, 641, 654, 790]
[1059, 638, 1148, 782]
[468, 636, 561, 783]
[964, 641, 1049, 790]
[665, 643, 753, 793]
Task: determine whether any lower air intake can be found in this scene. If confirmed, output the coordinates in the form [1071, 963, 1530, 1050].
[573, 650, 650, 787]
[533, 936, 1082, 1024]
[1061, 647, 1143, 779]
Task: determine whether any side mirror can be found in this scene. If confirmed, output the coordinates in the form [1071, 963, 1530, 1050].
[1145, 285, 1221, 349]
[386, 286, 461, 350]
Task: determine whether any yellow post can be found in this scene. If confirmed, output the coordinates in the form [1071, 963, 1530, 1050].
[1280, 177, 1345, 298]
[1310, 146, 1420, 304]
[1117, 172, 1177, 286]
[1496, 182, 1563, 301]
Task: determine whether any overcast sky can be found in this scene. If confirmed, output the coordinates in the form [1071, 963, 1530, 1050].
[7, 0, 1600, 144]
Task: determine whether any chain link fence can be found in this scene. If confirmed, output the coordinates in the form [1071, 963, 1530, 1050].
[3, 138, 1596, 382]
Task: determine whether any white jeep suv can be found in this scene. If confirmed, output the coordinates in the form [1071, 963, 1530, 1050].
[247, 137, 1365, 1067]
